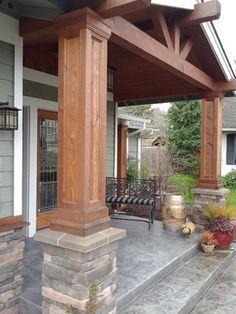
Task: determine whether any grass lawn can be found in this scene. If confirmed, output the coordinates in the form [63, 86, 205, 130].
[226, 190, 236, 214]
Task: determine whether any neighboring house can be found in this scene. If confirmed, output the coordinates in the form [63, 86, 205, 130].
[118, 112, 150, 165]
[222, 97, 236, 175]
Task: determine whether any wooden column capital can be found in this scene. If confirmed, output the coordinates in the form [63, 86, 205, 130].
[51, 9, 112, 236]
[201, 91, 224, 101]
[198, 96, 223, 189]
[54, 7, 112, 39]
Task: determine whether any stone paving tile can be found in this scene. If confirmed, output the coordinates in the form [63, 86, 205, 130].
[191, 255, 236, 314]
[20, 221, 199, 313]
[123, 251, 233, 314]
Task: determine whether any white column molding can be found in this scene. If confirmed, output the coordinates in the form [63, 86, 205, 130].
[13, 37, 23, 216]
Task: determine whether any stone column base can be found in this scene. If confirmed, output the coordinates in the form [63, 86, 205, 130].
[35, 227, 126, 314]
[192, 188, 230, 209]
[0, 227, 25, 314]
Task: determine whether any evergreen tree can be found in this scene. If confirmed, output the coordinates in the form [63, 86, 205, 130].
[167, 100, 201, 177]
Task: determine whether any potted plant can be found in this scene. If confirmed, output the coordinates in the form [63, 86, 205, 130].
[209, 216, 233, 249]
[200, 231, 217, 253]
[202, 205, 234, 249]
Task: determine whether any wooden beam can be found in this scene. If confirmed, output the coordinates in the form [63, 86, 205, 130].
[97, 0, 150, 18]
[214, 79, 236, 92]
[70, 0, 151, 18]
[20, 18, 56, 46]
[175, 0, 221, 28]
[171, 25, 180, 55]
[180, 38, 193, 59]
[151, 8, 174, 50]
[111, 16, 216, 90]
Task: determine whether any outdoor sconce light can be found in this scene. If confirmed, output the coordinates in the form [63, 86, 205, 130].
[0, 102, 20, 130]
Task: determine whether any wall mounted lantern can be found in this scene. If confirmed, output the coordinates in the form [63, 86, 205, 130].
[0, 102, 20, 130]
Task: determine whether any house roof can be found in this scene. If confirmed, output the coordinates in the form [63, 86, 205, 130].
[2, 0, 236, 104]
[223, 97, 236, 130]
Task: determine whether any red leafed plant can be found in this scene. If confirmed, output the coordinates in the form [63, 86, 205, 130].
[209, 216, 233, 234]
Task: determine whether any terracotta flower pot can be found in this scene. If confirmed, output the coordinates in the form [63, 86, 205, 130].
[214, 231, 233, 249]
[201, 243, 215, 254]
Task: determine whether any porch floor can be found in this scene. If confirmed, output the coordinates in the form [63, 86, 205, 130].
[20, 220, 200, 313]
[21, 220, 197, 314]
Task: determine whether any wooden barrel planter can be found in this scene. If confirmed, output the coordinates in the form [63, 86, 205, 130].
[162, 193, 186, 232]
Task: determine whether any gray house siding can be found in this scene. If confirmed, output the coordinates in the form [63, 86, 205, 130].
[23, 80, 58, 102]
[128, 134, 139, 160]
[106, 101, 116, 177]
[0, 40, 14, 218]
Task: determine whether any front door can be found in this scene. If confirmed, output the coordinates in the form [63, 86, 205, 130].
[37, 110, 58, 229]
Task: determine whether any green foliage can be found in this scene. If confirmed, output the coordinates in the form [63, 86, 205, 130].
[223, 169, 236, 189]
[167, 100, 201, 176]
[127, 157, 139, 179]
[140, 159, 151, 180]
[89, 283, 98, 297]
[66, 305, 77, 314]
[226, 190, 236, 211]
[169, 174, 197, 205]
[127, 157, 151, 180]
[202, 204, 234, 221]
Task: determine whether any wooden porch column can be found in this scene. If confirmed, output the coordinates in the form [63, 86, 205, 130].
[50, 8, 112, 236]
[117, 124, 128, 178]
[198, 95, 223, 189]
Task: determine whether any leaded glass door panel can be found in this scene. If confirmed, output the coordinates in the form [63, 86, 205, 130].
[37, 110, 58, 229]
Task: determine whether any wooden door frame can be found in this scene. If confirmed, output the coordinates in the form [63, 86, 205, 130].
[36, 109, 58, 230]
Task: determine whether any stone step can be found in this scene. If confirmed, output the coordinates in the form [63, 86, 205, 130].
[122, 249, 235, 314]
[117, 241, 199, 312]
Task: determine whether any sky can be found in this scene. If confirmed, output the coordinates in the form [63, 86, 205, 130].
[153, 0, 236, 112]
[214, 0, 236, 69]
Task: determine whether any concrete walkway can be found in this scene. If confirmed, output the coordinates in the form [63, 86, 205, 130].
[124, 246, 236, 314]
[20, 220, 236, 314]
[191, 253, 236, 313]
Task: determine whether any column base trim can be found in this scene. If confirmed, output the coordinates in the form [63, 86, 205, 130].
[0, 215, 29, 233]
[197, 178, 223, 190]
[34, 227, 126, 253]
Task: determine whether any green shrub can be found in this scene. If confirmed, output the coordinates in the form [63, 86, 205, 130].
[127, 157, 139, 179]
[140, 159, 151, 180]
[169, 174, 197, 205]
[223, 169, 236, 189]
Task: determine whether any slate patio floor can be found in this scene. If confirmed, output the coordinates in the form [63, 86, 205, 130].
[19, 219, 236, 313]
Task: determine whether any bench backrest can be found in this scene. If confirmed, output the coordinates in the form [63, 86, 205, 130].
[106, 177, 157, 199]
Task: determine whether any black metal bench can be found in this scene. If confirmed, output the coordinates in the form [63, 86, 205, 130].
[106, 177, 158, 229]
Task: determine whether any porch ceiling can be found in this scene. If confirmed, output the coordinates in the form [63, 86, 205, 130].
[19, 0, 236, 104]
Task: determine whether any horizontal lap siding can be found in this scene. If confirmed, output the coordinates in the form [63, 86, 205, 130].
[0, 40, 14, 218]
[106, 101, 115, 177]
[128, 134, 139, 160]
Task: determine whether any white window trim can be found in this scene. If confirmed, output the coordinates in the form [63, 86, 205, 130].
[23, 96, 58, 237]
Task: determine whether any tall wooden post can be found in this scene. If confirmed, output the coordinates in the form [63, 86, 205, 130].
[198, 95, 223, 189]
[50, 8, 112, 236]
[117, 124, 128, 178]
